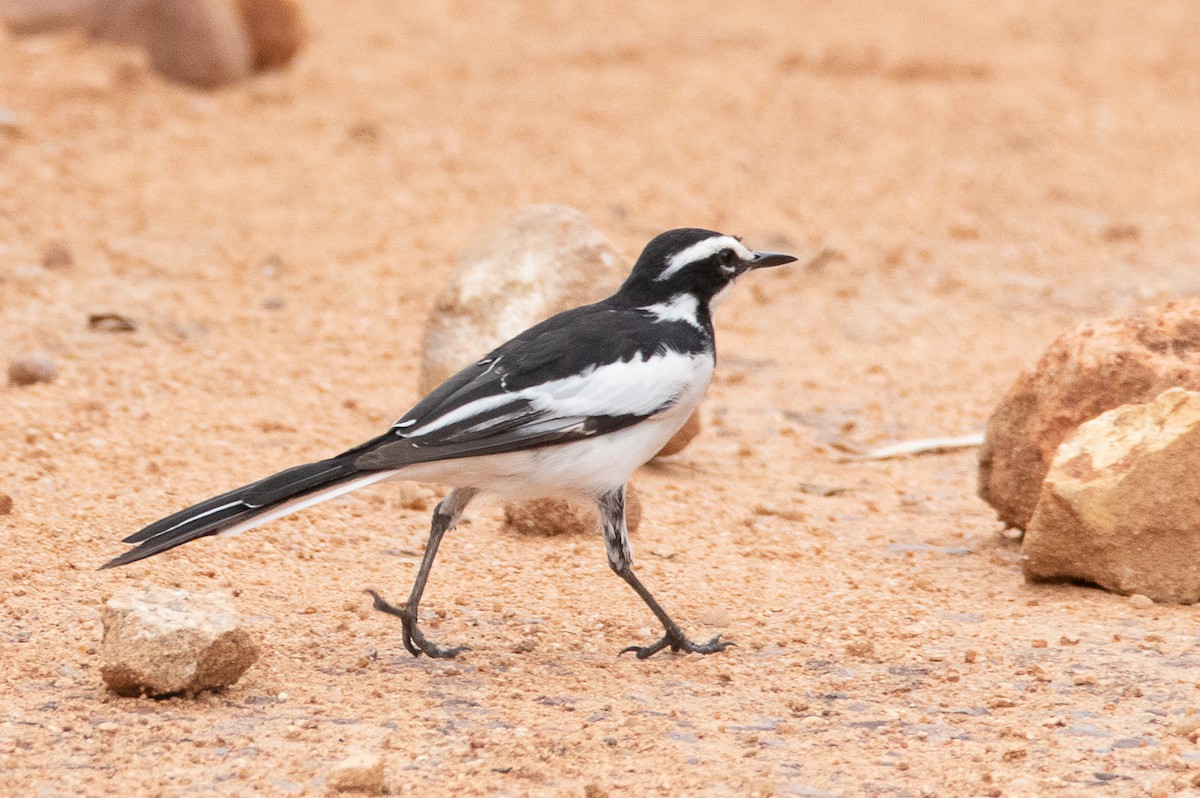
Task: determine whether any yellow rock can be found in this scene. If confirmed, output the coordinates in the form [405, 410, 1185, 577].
[1024, 388, 1200, 603]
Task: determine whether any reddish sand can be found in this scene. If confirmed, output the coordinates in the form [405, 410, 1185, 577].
[3, 1, 1200, 795]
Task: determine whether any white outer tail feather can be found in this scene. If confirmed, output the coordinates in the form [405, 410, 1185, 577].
[216, 469, 400, 538]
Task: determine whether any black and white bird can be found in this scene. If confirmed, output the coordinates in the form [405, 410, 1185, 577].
[103, 228, 796, 659]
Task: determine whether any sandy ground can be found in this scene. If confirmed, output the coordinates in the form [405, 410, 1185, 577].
[4, 1, 1200, 795]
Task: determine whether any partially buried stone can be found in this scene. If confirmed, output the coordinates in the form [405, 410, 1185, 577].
[8, 355, 57, 387]
[100, 587, 260, 697]
[1023, 388, 1200, 604]
[503, 486, 643, 537]
[328, 753, 385, 794]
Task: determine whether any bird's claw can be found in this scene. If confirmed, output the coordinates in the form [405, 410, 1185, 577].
[364, 589, 469, 659]
[620, 631, 735, 659]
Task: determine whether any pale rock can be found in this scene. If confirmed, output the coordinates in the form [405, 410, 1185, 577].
[980, 297, 1200, 530]
[328, 752, 385, 794]
[141, 0, 253, 89]
[1128, 593, 1155, 610]
[1023, 388, 1200, 604]
[699, 607, 732, 627]
[419, 205, 631, 394]
[100, 587, 260, 696]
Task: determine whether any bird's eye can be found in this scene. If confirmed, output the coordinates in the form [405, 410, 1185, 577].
[718, 249, 736, 267]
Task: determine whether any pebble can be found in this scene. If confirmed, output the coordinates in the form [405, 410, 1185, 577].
[8, 355, 57, 387]
[88, 312, 137, 332]
[0, 494, 12, 515]
[328, 752, 385, 794]
[844, 639, 875, 659]
[698, 607, 732, 627]
[1129, 594, 1155, 610]
[41, 240, 72, 269]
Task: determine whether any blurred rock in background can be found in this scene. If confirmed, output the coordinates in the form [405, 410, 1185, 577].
[1, 0, 304, 88]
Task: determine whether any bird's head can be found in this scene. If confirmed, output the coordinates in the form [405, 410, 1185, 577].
[620, 228, 797, 307]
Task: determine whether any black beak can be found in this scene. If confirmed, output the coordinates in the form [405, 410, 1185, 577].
[749, 251, 798, 269]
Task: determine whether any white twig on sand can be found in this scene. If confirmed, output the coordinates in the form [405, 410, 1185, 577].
[843, 433, 985, 461]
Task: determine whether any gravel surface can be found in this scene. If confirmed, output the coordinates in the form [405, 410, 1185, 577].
[3, 2, 1200, 795]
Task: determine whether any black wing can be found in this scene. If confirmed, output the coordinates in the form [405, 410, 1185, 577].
[350, 301, 707, 469]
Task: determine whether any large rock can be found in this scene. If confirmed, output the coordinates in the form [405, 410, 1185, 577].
[979, 297, 1200, 530]
[1023, 388, 1200, 603]
[100, 587, 260, 697]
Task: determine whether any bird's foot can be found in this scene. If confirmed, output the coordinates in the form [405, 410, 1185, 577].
[364, 589, 469, 659]
[620, 628, 735, 659]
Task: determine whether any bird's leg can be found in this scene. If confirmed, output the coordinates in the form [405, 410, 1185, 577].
[597, 486, 735, 659]
[366, 487, 478, 659]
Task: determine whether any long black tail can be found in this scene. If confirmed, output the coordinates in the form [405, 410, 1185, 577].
[101, 454, 396, 569]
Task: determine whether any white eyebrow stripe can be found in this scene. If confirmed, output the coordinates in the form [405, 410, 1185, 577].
[655, 235, 753, 282]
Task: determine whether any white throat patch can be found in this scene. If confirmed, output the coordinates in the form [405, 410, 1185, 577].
[656, 235, 754, 282]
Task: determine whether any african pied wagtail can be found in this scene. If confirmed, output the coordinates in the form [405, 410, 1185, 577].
[103, 229, 796, 659]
